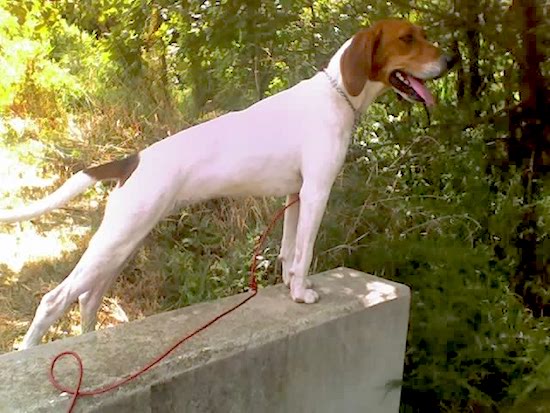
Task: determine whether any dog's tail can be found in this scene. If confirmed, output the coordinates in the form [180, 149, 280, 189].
[0, 154, 139, 223]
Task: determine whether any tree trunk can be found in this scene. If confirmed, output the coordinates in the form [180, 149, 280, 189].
[508, 0, 549, 316]
[453, 40, 466, 102]
[466, 27, 482, 99]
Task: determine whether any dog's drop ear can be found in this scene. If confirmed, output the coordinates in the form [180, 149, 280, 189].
[340, 25, 382, 96]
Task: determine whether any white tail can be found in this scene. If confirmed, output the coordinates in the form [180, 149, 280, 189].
[0, 171, 97, 223]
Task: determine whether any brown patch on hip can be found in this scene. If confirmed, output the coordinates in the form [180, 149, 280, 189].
[84, 154, 140, 186]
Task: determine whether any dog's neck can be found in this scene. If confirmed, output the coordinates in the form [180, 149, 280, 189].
[325, 39, 387, 114]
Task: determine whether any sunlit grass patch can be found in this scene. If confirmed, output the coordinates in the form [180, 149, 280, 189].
[0, 228, 82, 275]
[0, 137, 89, 273]
[0, 134, 54, 197]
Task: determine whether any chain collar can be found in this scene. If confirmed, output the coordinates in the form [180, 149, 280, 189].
[322, 69, 358, 120]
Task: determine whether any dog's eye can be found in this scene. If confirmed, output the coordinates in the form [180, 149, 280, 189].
[400, 33, 414, 44]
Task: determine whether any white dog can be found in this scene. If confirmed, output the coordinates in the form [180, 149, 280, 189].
[0, 19, 454, 349]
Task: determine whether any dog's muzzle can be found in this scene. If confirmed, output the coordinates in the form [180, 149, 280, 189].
[389, 53, 458, 106]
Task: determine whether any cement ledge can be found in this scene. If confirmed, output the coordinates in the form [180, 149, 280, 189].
[0, 267, 411, 413]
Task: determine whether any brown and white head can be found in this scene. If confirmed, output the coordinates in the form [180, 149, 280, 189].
[340, 19, 456, 106]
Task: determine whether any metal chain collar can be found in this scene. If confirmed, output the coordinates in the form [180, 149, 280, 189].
[322, 69, 359, 123]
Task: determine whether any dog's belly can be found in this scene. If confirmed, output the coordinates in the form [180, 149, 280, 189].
[183, 162, 303, 200]
[220, 169, 303, 197]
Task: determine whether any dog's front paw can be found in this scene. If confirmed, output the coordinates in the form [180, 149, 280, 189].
[292, 288, 319, 304]
[302, 288, 319, 304]
[291, 287, 319, 304]
[284, 273, 313, 289]
[284, 267, 312, 289]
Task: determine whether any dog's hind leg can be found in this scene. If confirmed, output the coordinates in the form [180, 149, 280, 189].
[19, 232, 142, 349]
[79, 248, 140, 334]
[19, 191, 166, 349]
[79, 290, 105, 334]
[78, 275, 117, 334]
[19, 275, 78, 349]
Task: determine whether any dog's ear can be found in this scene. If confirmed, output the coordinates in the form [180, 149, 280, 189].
[340, 25, 382, 96]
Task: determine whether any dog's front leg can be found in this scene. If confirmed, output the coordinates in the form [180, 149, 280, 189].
[289, 185, 330, 304]
[279, 193, 299, 287]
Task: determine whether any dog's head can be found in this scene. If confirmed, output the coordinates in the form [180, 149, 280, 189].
[341, 19, 456, 105]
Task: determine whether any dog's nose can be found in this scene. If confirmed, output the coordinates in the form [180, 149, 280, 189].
[444, 54, 459, 70]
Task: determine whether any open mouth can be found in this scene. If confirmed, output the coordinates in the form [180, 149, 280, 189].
[389, 70, 435, 106]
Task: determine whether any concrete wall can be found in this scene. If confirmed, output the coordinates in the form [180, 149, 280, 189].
[0, 267, 410, 413]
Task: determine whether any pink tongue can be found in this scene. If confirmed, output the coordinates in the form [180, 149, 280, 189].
[406, 74, 435, 106]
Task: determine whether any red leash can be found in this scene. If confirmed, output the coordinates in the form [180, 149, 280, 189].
[48, 198, 299, 413]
